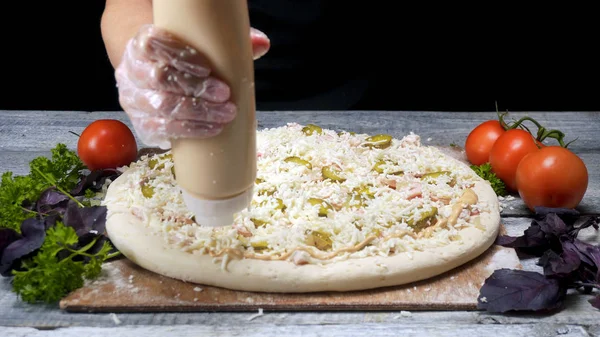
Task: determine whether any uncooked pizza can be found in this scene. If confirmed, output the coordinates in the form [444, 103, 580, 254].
[103, 123, 500, 292]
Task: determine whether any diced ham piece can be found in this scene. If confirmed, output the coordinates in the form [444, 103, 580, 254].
[234, 224, 253, 238]
[406, 182, 422, 199]
[292, 250, 310, 265]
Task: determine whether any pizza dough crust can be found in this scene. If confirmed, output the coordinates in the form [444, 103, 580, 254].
[105, 154, 500, 293]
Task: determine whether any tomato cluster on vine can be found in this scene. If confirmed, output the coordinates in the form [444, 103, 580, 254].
[465, 111, 588, 211]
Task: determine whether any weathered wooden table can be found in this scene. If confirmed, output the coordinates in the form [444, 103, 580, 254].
[1, 110, 599, 336]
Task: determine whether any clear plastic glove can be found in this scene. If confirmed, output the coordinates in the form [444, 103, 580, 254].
[115, 24, 270, 149]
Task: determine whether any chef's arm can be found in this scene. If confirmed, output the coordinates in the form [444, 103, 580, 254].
[101, 0, 153, 68]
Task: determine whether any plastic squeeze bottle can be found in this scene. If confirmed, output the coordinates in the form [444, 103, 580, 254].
[153, 0, 256, 227]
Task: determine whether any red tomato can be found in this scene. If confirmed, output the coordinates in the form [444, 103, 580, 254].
[465, 120, 506, 165]
[77, 119, 138, 171]
[488, 129, 542, 191]
[516, 146, 588, 210]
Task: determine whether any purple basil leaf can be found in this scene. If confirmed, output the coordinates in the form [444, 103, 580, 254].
[536, 213, 569, 237]
[477, 269, 566, 313]
[62, 200, 107, 237]
[571, 240, 600, 282]
[0, 218, 46, 276]
[70, 169, 120, 196]
[570, 216, 600, 238]
[534, 207, 580, 227]
[539, 247, 580, 277]
[590, 295, 600, 309]
[495, 222, 544, 247]
[43, 214, 60, 230]
[36, 187, 70, 215]
[567, 239, 596, 266]
[0, 229, 22, 265]
[496, 222, 559, 256]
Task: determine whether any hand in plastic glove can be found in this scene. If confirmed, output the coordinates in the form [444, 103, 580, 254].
[115, 24, 270, 149]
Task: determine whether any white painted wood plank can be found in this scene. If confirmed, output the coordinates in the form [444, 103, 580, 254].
[0, 323, 596, 337]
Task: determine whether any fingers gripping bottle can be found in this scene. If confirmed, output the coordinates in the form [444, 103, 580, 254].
[153, 0, 256, 227]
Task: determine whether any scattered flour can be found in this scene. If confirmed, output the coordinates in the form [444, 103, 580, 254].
[247, 308, 264, 321]
[394, 311, 413, 319]
[485, 248, 520, 274]
[109, 313, 121, 325]
[83, 261, 144, 299]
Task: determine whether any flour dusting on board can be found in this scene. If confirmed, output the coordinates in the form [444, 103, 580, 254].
[85, 261, 136, 290]
[485, 248, 521, 274]
[80, 261, 145, 299]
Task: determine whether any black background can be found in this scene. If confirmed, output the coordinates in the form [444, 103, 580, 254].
[1, 2, 598, 112]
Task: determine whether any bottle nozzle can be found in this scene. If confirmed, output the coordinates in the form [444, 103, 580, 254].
[180, 187, 254, 227]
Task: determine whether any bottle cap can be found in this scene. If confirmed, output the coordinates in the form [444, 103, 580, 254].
[180, 187, 254, 227]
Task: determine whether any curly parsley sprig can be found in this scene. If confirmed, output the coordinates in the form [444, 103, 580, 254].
[11, 221, 119, 304]
[470, 162, 507, 196]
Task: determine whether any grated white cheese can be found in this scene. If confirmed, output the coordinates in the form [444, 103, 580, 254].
[103, 124, 492, 266]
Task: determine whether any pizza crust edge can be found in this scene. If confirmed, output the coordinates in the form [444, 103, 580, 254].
[104, 159, 500, 293]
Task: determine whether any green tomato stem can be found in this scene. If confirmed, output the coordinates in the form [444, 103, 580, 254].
[501, 115, 572, 148]
[494, 102, 511, 130]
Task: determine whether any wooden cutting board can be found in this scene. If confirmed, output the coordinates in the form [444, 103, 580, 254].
[59, 226, 520, 313]
[60, 146, 521, 312]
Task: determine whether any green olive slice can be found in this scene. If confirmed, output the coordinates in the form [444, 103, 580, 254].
[149, 153, 172, 170]
[322, 165, 345, 182]
[284, 156, 312, 169]
[302, 124, 323, 136]
[344, 185, 374, 208]
[251, 218, 268, 228]
[407, 207, 438, 232]
[353, 185, 375, 198]
[141, 183, 154, 198]
[372, 160, 403, 175]
[236, 234, 249, 246]
[259, 198, 286, 211]
[258, 187, 276, 196]
[344, 192, 367, 208]
[307, 198, 334, 216]
[307, 230, 332, 251]
[251, 240, 269, 251]
[421, 171, 455, 186]
[421, 171, 451, 179]
[255, 178, 277, 195]
[363, 134, 392, 149]
[274, 198, 286, 211]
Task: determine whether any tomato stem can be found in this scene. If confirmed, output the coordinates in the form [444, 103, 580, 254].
[505, 116, 543, 130]
[494, 101, 511, 130]
[69, 131, 80, 138]
[502, 115, 573, 148]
